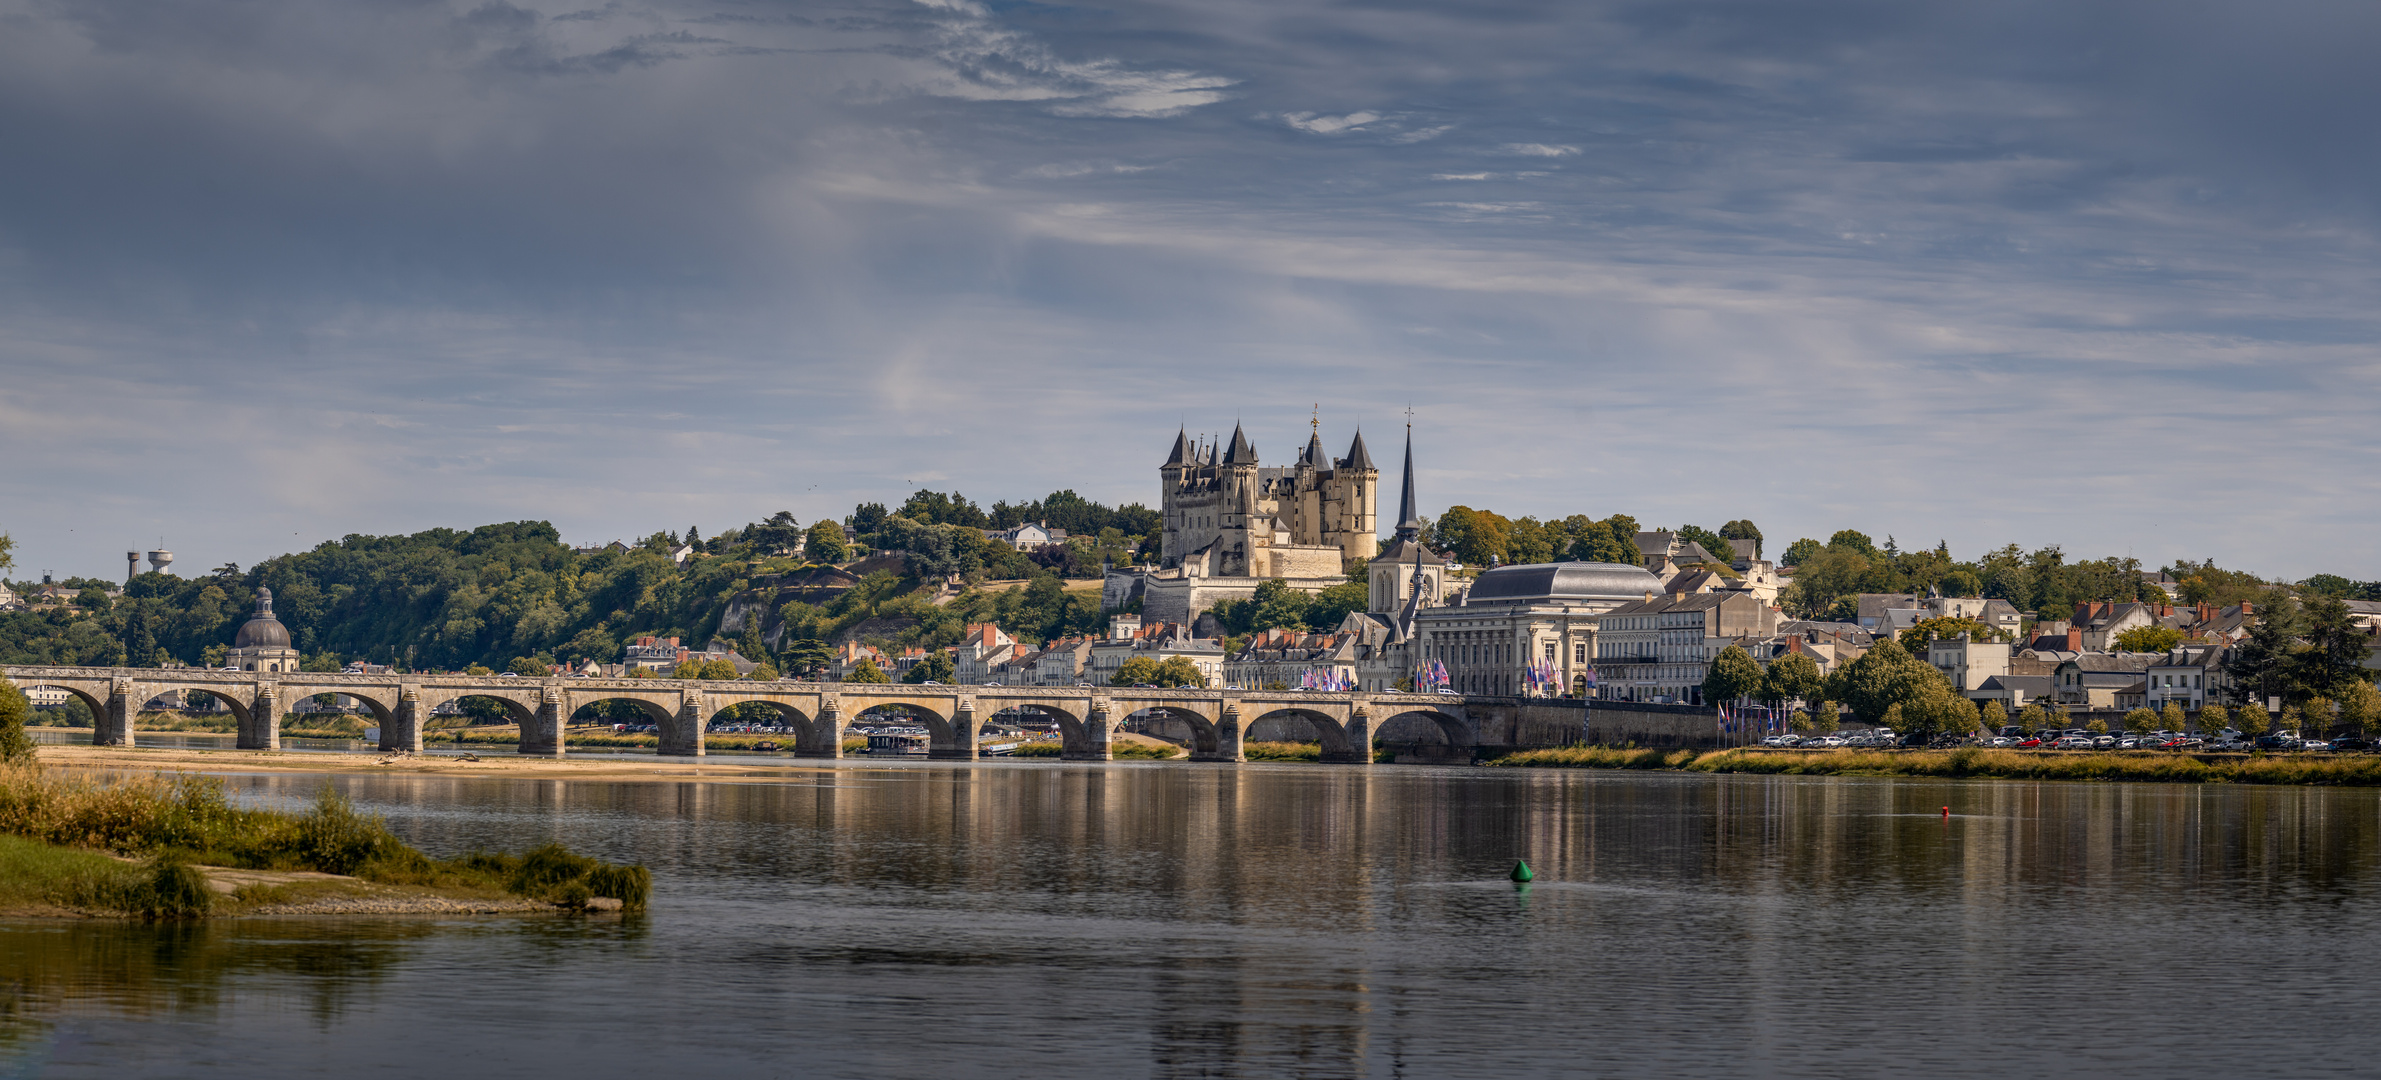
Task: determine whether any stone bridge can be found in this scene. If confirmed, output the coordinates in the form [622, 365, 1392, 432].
[1, 665, 1490, 764]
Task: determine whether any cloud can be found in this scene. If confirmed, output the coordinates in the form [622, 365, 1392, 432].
[1281, 110, 1386, 134]
[904, 0, 1236, 118]
[1501, 143, 1580, 157]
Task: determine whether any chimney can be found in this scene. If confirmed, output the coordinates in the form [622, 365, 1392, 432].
[2240, 602, 2253, 616]
[2067, 627, 2082, 651]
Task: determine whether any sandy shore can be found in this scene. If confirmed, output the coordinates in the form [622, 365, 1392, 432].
[31, 735, 1186, 784]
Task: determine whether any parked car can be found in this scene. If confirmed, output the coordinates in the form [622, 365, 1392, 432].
[1762, 734, 1800, 747]
[2329, 737, 2373, 752]
[2052, 735, 2095, 749]
[2254, 734, 2295, 750]
[1986, 737, 2015, 747]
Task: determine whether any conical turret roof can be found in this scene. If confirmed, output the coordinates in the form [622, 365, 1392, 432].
[1223, 423, 1257, 465]
[1164, 428, 1192, 466]
[1344, 430, 1375, 471]
[1301, 431, 1326, 468]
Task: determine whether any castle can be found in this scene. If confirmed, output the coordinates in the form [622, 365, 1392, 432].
[1159, 423, 1378, 578]
[1114, 422, 1430, 627]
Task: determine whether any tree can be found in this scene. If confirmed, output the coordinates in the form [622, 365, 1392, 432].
[509, 657, 550, 677]
[2160, 701, 2186, 732]
[781, 638, 833, 679]
[1111, 656, 1161, 686]
[2113, 625, 2184, 654]
[1828, 530, 1879, 559]
[847, 502, 889, 536]
[2123, 707, 2158, 735]
[1780, 538, 1822, 567]
[1762, 652, 1824, 709]
[303, 651, 343, 672]
[1980, 699, 2010, 734]
[1676, 525, 1734, 564]
[699, 659, 739, 681]
[1702, 645, 1764, 707]
[749, 663, 780, 681]
[463, 664, 494, 676]
[739, 621, 768, 671]
[1154, 656, 1208, 688]
[0, 674, 34, 765]
[1899, 616, 2005, 652]
[0, 532, 13, 574]
[1718, 520, 1763, 559]
[2303, 698, 2337, 738]
[2197, 702, 2230, 736]
[2016, 702, 2052, 736]
[2224, 595, 2303, 705]
[1807, 700, 1838, 734]
[2237, 701, 2270, 738]
[847, 657, 890, 684]
[804, 520, 849, 563]
[2086, 717, 2109, 736]
[903, 651, 956, 684]
[1823, 638, 1953, 725]
[2292, 595, 2369, 700]
[2337, 682, 2381, 738]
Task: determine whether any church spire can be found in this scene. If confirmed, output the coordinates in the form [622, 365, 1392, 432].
[1393, 424, 1422, 539]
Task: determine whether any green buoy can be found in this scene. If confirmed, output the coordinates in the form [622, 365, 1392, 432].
[1510, 859, 1534, 883]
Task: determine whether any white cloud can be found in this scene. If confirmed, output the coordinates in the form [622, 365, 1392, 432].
[1281, 111, 1386, 135]
[1502, 143, 1580, 157]
[1431, 172, 1494, 181]
[907, 0, 1235, 118]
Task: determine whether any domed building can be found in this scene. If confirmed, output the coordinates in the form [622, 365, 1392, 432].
[225, 587, 300, 673]
[1405, 560, 1666, 697]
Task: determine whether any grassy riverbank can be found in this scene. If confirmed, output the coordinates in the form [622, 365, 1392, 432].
[1007, 739, 1180, 759]
[0, 763, 651, 918]
[1487, 746, 2381, 786]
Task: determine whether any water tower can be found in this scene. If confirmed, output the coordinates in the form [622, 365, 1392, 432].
[126, 551, 139, 585]
[147, 548, 174, 575]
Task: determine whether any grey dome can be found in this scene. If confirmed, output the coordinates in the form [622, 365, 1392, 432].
[1465, 561, 1663, 604]
[233, 587, 291, 649]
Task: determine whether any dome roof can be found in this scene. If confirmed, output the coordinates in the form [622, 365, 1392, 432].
[233, 587, 292, 649]
[1465, 561, 1663, 604]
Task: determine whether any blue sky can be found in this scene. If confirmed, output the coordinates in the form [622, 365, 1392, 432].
[2, 0, 2377, 582]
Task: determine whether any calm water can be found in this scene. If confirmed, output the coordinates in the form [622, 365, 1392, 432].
[6, 762, 2381, 1078]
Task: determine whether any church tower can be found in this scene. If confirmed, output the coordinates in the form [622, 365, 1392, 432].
[1368, 426, 1447, 614]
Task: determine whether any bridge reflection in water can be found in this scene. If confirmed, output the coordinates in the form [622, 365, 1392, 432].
[1, 665, 1491, 764]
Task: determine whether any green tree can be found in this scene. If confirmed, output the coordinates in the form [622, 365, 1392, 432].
[2016, 702, 2052, 736]
[2303, 697, 2337, 738]
[2336, 682, 2381, 737]
[847, 657, 890, 684]
[1111, 656, 1161, 686]
[1780, 538, 1821, 567]
[2159, 700, 2186, 732]
[1154, 656, 1208, 688]
[303, 651, 343, 672]
[804, 520, 849, 563]
[2123, 707, 2158, 735]
[2086, 717, 2109, 736]
[902, 651, 956, 684]
[1676, 525, 1734, 564]
[0, 532, 13, 574]
[2292, 595, 2370, 700]
[1762, 652, 1824, 709]
[2197, 702, 2230, 736]
[1247, 579, 1314, 632]
[1980, 699, 2010, 734]
[509, 657, 550, 677]
[699, 659, 738, 681]
[0, 674, 34, 765]
[1828, 530, 1879, 559]
[1702, 645, 1764, 707]
[1899, 616, 2005, 652]
[463, 663, 494, 676]
[2224, 596, 2303, 705]
[781, 638, 833, 679]
[672, 659, 703, 680]
[1807, 700, 1837, 734]
[1718, 520, 1762, 559]
[738, 621, 768, 670]
[1823, 638, 1951, 725]
[749, 663, 780, 680]
[2113, 625, 2184, 654]
[1788, 708, 1812, 733]
[2237, 701, 2270, 738]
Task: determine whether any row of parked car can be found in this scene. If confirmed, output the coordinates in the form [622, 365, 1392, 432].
[1763, 727, 2371, 752]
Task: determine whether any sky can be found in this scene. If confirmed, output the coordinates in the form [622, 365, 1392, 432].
[2, 0, 2377, 584]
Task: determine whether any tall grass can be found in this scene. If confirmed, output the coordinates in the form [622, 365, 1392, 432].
[1243, 741, 1323, 762]
[0, 764, 652, 913]
[1486, 747, 2381, 786]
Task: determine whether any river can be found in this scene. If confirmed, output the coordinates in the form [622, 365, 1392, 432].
[5, 762, 2378, 1078]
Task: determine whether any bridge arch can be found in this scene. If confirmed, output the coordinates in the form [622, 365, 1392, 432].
[1245, 706, 1358, 761]
[17, 682, 117, 741]
[1373, 708, 1478, 751]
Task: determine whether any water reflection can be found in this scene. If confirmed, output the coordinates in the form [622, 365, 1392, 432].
[9, 766, 2381, 1078]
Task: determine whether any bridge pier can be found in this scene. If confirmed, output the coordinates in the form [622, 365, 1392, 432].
[1063, 703, 1113, 761]
[930, 700, 978, 761]
[520, 697, 564, 757]
[660, 692, 704, 756]
[1192, 705, 1245, 763]
[382, 688, 426, 753]
[1320, 708, 1374, 765]
[239, 684, 281, 750]
[794, 702, 843, 758]
[96, 679, 135, 747]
